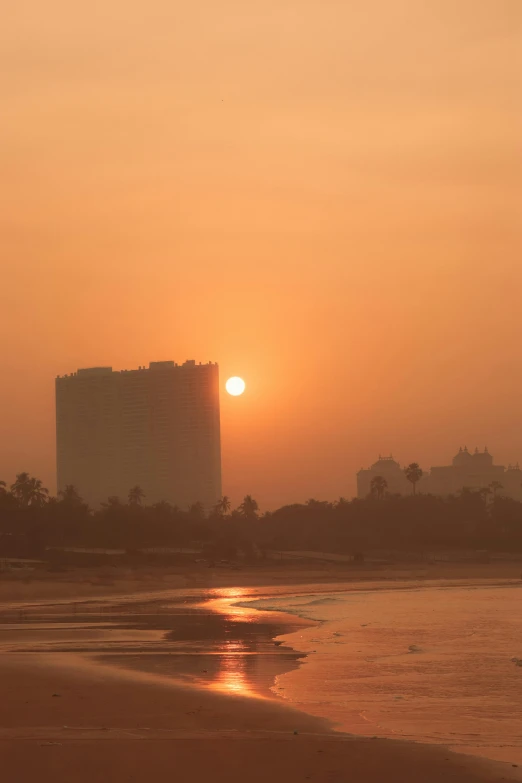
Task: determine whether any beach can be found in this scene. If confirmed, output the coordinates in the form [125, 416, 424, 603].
[243, 582, 522, 765]
[0, 565, 521, 782]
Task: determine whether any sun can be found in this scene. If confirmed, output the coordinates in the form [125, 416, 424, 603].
[226, 376, 246, 396]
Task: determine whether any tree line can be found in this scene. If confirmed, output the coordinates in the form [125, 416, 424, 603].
[1, 470, 522, 560]
[370, 463, 505, 501]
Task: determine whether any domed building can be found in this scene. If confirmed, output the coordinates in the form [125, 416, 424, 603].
[426, 447, 505, 496]
[357, 455, 412, 498]
[451, 446, 475, 468]
[356, 448, 522, 500]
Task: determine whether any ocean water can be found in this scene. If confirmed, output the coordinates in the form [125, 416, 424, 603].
[240, 584, 522, 765]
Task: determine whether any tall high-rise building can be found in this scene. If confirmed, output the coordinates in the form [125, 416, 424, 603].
[56, 361, 221, 508]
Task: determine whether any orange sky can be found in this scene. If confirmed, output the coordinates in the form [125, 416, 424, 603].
[1, 1, 521, 508]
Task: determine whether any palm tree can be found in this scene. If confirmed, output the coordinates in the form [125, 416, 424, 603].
[28, 477, 50, 507]
[214, 495, 231, 517]
[489, 480, 503, 499]
[404, 463, 423, 496]
[10, 472, 32, 505]
[58, 484, 84, 506]
[370, 475, 388, 501]
[238, 495, 259, 520]
[11, 473, 49, 506]
[0, 480, 6, 495]
[128, 485, 145, 506]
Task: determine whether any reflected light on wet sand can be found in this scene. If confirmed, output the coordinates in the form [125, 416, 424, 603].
[202, 588, 257, 621]
[208, 641, 262, 698]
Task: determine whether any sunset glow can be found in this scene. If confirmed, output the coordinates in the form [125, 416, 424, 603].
[0, 1, 519, 511]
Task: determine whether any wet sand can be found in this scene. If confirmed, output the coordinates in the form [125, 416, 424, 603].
[1, 559, 522, 605]
[1, 653, 519, 783]
[248, 584, 522, 765]
[0, 574, 521, 782]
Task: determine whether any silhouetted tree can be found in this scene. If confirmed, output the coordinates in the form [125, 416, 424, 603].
[404, 463, 423, 496]
[491, 496, 522, 544]
[214, 495, 231, 517]
[0, 481, 17, 523]
[370, 476, 388, 501]
[4, 464, 522, 557]
[478, 487, 492, 505]
[489, 480, 503, 499]
[128, 485, 145, 506]
[238, 495, 259, 520]
[306, 498, 332, 511]
[151, 500, 174, 514]
[102, 496, 123, 509]
[11, 473, 49, 507]
[29, 478, 49, 507]
[58, 484, 84, 507]
[11, 473, 32, 505]
[188, 501, 205, 519]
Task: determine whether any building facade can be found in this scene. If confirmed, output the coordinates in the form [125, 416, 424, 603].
[357, 455, 411, 498]
[426, 447, 522, 498]
[357, 448, 522, 500]
[56, 360, 222, 509]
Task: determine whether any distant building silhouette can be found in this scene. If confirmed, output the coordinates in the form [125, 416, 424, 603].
[56, 360, 221, 508]
[357, 447, 522, 499]
[357, 455, 409, 497]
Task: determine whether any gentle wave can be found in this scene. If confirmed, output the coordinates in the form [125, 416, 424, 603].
[235, 593, 345, 622]
[240, 583, 522, 768]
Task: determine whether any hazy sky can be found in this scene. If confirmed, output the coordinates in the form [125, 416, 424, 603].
[1, 1, 521, 507]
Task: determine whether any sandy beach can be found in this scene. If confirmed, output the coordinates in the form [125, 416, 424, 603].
[1, 565, 521, 783]
[2, 558, 522, 604]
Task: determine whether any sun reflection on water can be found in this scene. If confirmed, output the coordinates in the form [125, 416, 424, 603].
[208, 641, 267, 698]
[214, 649, 248, 694]
[202, 588, 257, 621]
[186, 588, 285, 700]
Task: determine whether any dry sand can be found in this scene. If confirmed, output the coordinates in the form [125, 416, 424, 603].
[1, 563, 521, 782]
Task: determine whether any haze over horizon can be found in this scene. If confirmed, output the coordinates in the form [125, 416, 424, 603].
[2, 0, 521, 508]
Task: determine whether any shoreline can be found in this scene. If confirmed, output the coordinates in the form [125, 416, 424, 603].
[1, 559, 521, 607]
[1, 647, 519, 783]
[238, 581, 522, 768]
[0, 572, 521, 782]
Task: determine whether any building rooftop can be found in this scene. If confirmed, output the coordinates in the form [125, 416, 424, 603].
[57, 360, 218, 379]
[77, 367, 113, 376]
